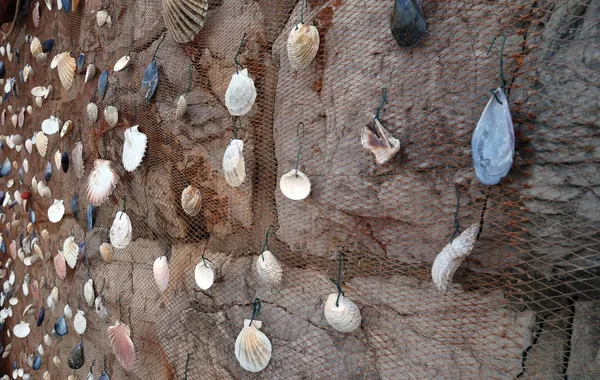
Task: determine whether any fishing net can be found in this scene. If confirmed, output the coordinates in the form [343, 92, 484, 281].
[1, 0, 599, 379]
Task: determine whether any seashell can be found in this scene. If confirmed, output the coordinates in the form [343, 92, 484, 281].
[122, 125, 147, 171]
[74, 310, 86, 335]
[279, 169, 311, 200]
[0, 157, 10, 177]
[84, 279, 94, 306]
[100, 242, 113, 263]
[7, 179, 13, 188]
[30, 38, 42, 57]
[71, 194, 79, 220]
[57, 52, 76, 90]
[51, 286, 59, 303]
[86, 159, 118, 206]
[324, 293, 361, 333]
[36, 131, 48, 156]
[64, 304, 73, 319]
[194, 259, 214, 290]
[222, 139, 246, 187]
[104, 105, 118, 127]
[68, 341, 84, 370]
[38, 344, 45, 356]
[11, 114, 17, 127]
[13, 321, 31, 338]
[161, 0, 209, 43]
[181, 184, 202, 216]
[61, 152, 69, 173]
[95, 296, 109, 320]
[235, 319, 272, 373]
[224, 68, 256, 116]
[175, 94, 187, 119]
[87, 204, 96, 231]
[72, 141, 84, 179]
[63, 235, 79, 269]
[18, 108, 25, 127]
[107, 320, 136, 370]
[54, 315, 68, 336]
[471, 88, 515, 185]
[97, 70, 108, 99]
[10, 241, 16, 259]
[37, 52, 48, 64]
[54, 150, 62, 170]
[23, 64, 34, 82]
[106, 14, 112, 26]
[85, 63, 96, 83]
[153, 255, 169, 292]
[141, 60, 158, 102]
[46, 161, 53, 181]
[361, 116, 400, 165]
[23, 158, 29, 173]
[287, 23, 320, 70]
[25, 138, 33, 153]
[33, 2, 41, 27]
[256, 250, 283, 285]
[48, 199, 65, 223]
[60, 120, 73, 138]
[97, 10, 108, 27]
[110, 211, 132, 249]
[44, 371, 50, 380]
[87, 102, 98, 123]
[113, 55, 131, 72]
[27, 105, 33, 115]
[53, 356, 62, 368]
[33, 354, 42, 370]
[390, 0, 427, 48]
[44, 334, 52, 346]
[32, 280, 40, 300]
[431, 223, 479, 293]
[77, 53, 85, 73]
[43, 39, 55, 53]
[42, 117, 60, 135]
[36, 96, 43, 108]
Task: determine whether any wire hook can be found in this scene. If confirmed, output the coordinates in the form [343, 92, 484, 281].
[201, 235, 210, 268]
[183, 156, 193, 186]
[152, 33, 166, 61]
[294, 122, 305, 177]
[488, 34, 507, 103]
[261, 225, 273, 260]
[335, 252, 345, 307]
[249, 298, 261, 327]
[184, 353, 190, 380]
[120, 196, 127, 219]
[185, 64, 193, 94]
[234, 32, 247, 74]
[450, 185, 461, 242]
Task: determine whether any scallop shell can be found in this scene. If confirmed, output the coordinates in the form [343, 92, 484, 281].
[57, 52, 76, 90]
[74, 310, 86, 335]
[14, 321, 31, 338]
[235, 319, 272, 373]
[87, 102, 98, 122]
[324, 293, 361, 333]
[431, 223, 480, 293]
[175, 94, 187, 119]
[279, 169, 311, 200]
[361, 116, 400, 165]
[86, 159, 118, 206]
[99, 242, 113, 263]
[110, 211, 132, 249]
[84, 63, 96, 83]
[83, 278, 94, 306]
[104, 105, 118, 127]
[224, 69, 256, 116]
[161, 0, 209, 43]
[194, 259, 214, 290]
[96, 9, 108, 26]
[72, 141, 84, 179]
[63, 235, 79, 269]
[113, 55, 131, 72]
[48, 199, 65, 223]
[35, 131, 48, 157]
[256, 250, 283, 286]
[181, 185, 202, 216]
[153, 255, 169, 292]
[107, 321, 136, 371]
[122, 125, 147, 172]
[30, 37, 42, 57]
[222, 139, 246, 187]
[287, 23, 320, 70]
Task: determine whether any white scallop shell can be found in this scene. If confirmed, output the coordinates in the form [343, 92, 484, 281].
[86, 159, 118, 206]
[87, 102, 98, 123]
[235, 319, 272, 373]
[194, 259, 214, 290]
[63, 235, 79, 269]
[42, 117, 59, 135]
[64, 303, 73, 319]
[222, 139, 245, 187]
[57, 52, 76, 90]
[113, 55, 131, 72]
[181, 185, 202, 216]
[84, 278, 94, 306]
[110, 211, 132, 249]
[74, 310, 87, 335]
[324, 293, 361, 333]
[51, 54, 60, 69]
[153, 255, 169, 292]
[48, 199, 65, 223]
[104, 106, 118, 127]
[361, 117, 400, 165]
[256, 250, 283, 286]
[279, 169, 311, 200]
[287, 23, 320, 70]
[431, 223, 480, 293]
[85, 64, 96, 83]
[14, 321, 31, 338]
[224, 69, 256, 116]
[122, 125, 147, 172]
[161, 0, 208, 43]
[72, 141, 84, 179]
[100, 242, 113, 263]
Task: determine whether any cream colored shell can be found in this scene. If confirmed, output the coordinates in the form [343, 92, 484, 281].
[85, 64, 96, 83]
[287, 23, 320, 70]
[161, 0, 208, 43]
[153, 255, 169, 292]
[35, 131, 48, 157]
[87, 102, 98, 123]
[62, 235, 79, 269]
[96, 10, 109, 26]
[235, 319, 272, 372]
[194, 259, 214, 290]
[279, 169, 311, 200]
[256, 250, 282, 286]
[181, 185, 202, 216]
[48, 199, 65, 223]
[324, 293, 361, 333]
[74, 310, 87, 335]
[84, 279, 94, 306]
[99, 242, 113, 263]
[175, 94, 187, 119]
[30, 37, 42, 57]
[113, 55, 131, 72]
[86, 159, 118, 206]
[104, 105, 118, 127]
[72, 141, 84, 179]
[361, 116, 400, 165]
[110, 211, 133, 249]
[57, 52, 76, 90]
[224, 69, 256, 116]
[222, 139, 245, 187]
[122, 125, 147, 172]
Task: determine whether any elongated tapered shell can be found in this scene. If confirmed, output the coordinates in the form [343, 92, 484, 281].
[72, 141, 84, 179]
[122, 125, 147, 172]
[104, 105, 118, 127]
[74, 310, 86, 335]
[181, 185, 202, 216]
[35, 131, 48, 157]
[87, 102, 98, 123]
[279, 169, 311, 200]
[431, 223, 480, 293]
[224, 69, 256, 116]
[324, 293, 361, 333]
[85, 64, 96, 83]
[107, 321, 136, 371]
[287, 23, 320, 70]
[110, 211, 132, 249]
[235, 319, 272, 373]
[84, 279, 94, 306]
[175, 94, 187, 119]
[86, 159, 118, 206]
[30, 37, 42, 57]
[153, 255, 169, 292]
[113, 55, 131, 72]
[60, 120, 73, 138]
[36, 96, 43, 108]
[222, 139, 245, 187]
[99, 242, 113, 263]
[63, 235, 79, 269]
[57, 52, 76, 90]
[161, 0, 209, 43]
[361, 116, 400, 165]
[256, 250, 283, 285]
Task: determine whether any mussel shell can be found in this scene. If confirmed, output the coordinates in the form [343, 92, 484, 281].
[42, 39, 55, 53]
[45, 162, 52, 182]
[33, 354, 42, 370]
[97, 70, 108, 99]
[141, 60, 158, 102]
[77, 53, 85, 73]
[71, 195, 79, 220]
[61, 152, 69, 173]
[68, 341, 84, 369]
[36, 306, 45, 327]
[54, 315, 67, 336]
[87, 204, 96, 231]
[390, 0, 427, 48]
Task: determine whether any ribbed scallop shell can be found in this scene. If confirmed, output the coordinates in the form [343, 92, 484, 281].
[86, 159, 118, 206]
[72, 141, 84, 179]
[279, 169, 311, 200]
[256, 250, 283, 286]
[84, 279, 94, 306]
[431, 223, 479, 293]
[35, 131, 48, 158]
[361, 117, 400, 165]
[57, 52, 76, 90]
[235, 319, 272, 373]
[74, 310, 86, 335]
[181, 185, 202, 216]
[222, 139, 245, 187]
[175, 94, 187, 119]
[287, 23, 320, 70]
[110, 211, 132, 249]
[107, 321, 136, 371]
[194, 259, 214, 290]
[63, 235, 79, 269]
[99, 242, 113, 263]
[87, 102, 98, 123]
[122, 126, 147, 172]
[85, 64, 96, 83]
[153, 255, 169, 292]
[104, 106, 118, 127]
[48, 199, 65, 223]
[30, 37, 42, 57]
[161, 0, 209, 44]
[324, 293, 361, 333]
[224, 69, 256, 116]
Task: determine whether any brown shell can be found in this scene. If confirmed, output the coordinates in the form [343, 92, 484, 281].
[287, 23, 320, 70]
[161, 0, 209, 43]
[181, 185, 202, 216]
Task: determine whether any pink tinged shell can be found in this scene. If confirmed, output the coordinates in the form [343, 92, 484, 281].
[152, 256, 169, 292]
[107, 321, 136, 371]
[31, 280, 40, 300]
[33, 2, 40, 27]
[53, 253, 67, 280]
[86, 159, 118, 206]
[10, 241, 17, 259]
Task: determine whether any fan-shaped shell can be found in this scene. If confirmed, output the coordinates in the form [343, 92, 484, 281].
[48, 199, 65, 223]
[287, 23, 320, 70]
[222, 139, 245, 187]
[86, 159, 118, 206]
[235, 319, 272, 373]
[74, 310, 87, 335]
[87, 102, 98, 123]
[84, 64, 96, 83]
[84, 279, 94, 306]
[104, 106, 118, 127]
[194, 259, 214, 290]
[30, 37, 42, 57]
[110, 211, 132, 249]
[153, 255, 169, 292]
[72, 141, 84, 179]
[57, 52, 76, 90]
[35, 131, 48, 157]
[122, 125, 147, 172]
[161, 0, 209, 43]
[99, 242, 113, 263]
[14, 321, 31, 338]
[256, 250, 283, 285]
[113, 55, 131, 72]
[107, 321, 136, 371]
[63, 235, 79, 269]
[224, 69, 256, 116]
[361, 116, 400, 165]
[175, 94, 187, 119]
[431, 223, 480, 293]
[324, 293, 361, 333]
[181, 185, 202, 216]
[279, 169, 311, 200]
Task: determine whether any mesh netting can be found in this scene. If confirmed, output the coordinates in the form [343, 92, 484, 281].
[1, 0, 599, 379]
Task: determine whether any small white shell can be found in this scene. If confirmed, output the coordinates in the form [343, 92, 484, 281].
[181, 185, 202, 216]
[48, 199, 65, 223]
[64, 303, 73, 319]
[62, 235, 79, 269]
[84, 278, 94, 306]
[38, 344, 44, 356]
[74, 310, 87, 335]
[44, 333, 52, 346]
[53, 356, 62, 368]
[36, 96, 43, 108]
[27, 105, 33, 115]
[222, 139, 245, 187]
[122, 125, 147, 172]
[256, 250, 283, 286]
[175, 94, 187, 119]
[194, 259, 214, 290]
[97, 10, 109, 26]
[85, 64, 96, 83]
[25, 139, 33, 154]
[86, 159, 118, 206]
[287, 23, 320, 70]
[23, 158, 29, 173]
[279, 169, 311, 200]
[13, 321, 31, 338]
[153, 255, 169, 292]
[235, 319, 272, 373]
[361, 117, 400, 165]
[324, 293, 361, 333]
[54, 150, 62, 170]
[42, 117, 60, 135]
[104, 105, 118, 127]
[224, 68, 257, 116]
[51, 286, 59, 303]
[110, 211, 133, 249]
[87, 102, 98, 123]
[113, 55, 131, 72]
[95, 296, 109, 320]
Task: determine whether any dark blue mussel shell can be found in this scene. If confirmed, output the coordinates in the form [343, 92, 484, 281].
[390, 0, 427, 48]
[98, 70, 108, 100]
[33, 354, 42, 370]
[45, 161, 53, 182]
[62, 151, 69, 173]
[0, 61, 4, 78]
[42, 39, 55, 53]
[0, 190, 4, 204]
[68, 340, 84, 369]
[71, 194, 79, 220]
[77, 53, 85, 73]
[15, 49, 19, 64]
[141, 60, 158, 102]
[87, 204, 96, 231]
[62, 0, 71, 13]
[37, 306, 45, 327]
[18, 168, 23, 184]
[0, 240, 5, 254]
[19, 70, 24, 82]
[99, 370, 111, 380]
[54, 315, 68, 336]
[0, 158, 11, 177]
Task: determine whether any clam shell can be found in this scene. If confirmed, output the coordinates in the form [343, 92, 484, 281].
[153, 255, 169, 292]
[96, 9, 108, 26]
[23, 158, 29, 173]
[42, 117, 60, 135]
[431, 223, 479, 293]
[37, 52, 48, 64]
[11, 114, 17, 127]
[27, 105, 33, 115]
[86, 159, 118, 206]
[57, 52, 76, 90]
[256, 250, 283, 286]
[25, 139, 33, 153]
[87, 102, 98, 122]
[324, 293, 361, 333]
[235, 319, 272, 373]
[287, 23, 320, 70]
[84, 279, 94, 306]
[224, 69, 257, 116]
[74, 310, 86, 335]
[104, 105, 118, 127]
[95, 296, 109, 320]
[14, 321, 31, 338]
[30, 37, 42, 57]
[72, 141, 84, 179]
[107, 321, 136, 371]
[44, 334, 52, 346]
[361, 117, 400, 165]
[113, 55, 131, 72]
[181, 185, 202, 216]
[99, 242, 113, 263]
[194, 259, 214, 290]
[222, 139, 245, 187]
[175, 94, 187, 119]
[63, 235, 79, 269]
[84, 63, 96, 83]
[35, 131, 48, 157]
[48, 199, 65, 223]
[161, 0, 209, 43]
[279, 169, 311, 200]
[122, 125, 147, 172]
[64, 304, 73, 319]
[23, 64, 34, 82]
[110, 211, 132, 249]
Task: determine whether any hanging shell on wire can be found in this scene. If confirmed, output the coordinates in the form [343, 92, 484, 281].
[222, 139, 245, 187]
[161, 0, 209, 43]
[84, 64, 96, 83]
[256, 251, 283, 286]
[122, 126, 147, 172]
[113, 55, 131, 72]
[63, 235, 79, 269]
[74, 310, 86, 335]
[361, 116, 400, 165]
[95, 296, 109, 321]
[224, 69, 256, 116]
[279, 169, 311, 200]
[104, 106, 118, 127]
[110, 211, 132, 249]
[107, 321, 136, 371]
[60, 120, 73, 138]
[87, 102, 98, 123]
[97, 9, 109, 26]
[141, 60, 159, 102]
[324, 293, 361, 333]
[181, 184, 202, 216]
[54, 252, 67, 279]
[431, 223, 479, 293]
[48, 199, 65, 223]
[99, 242, 113, 263]
[84, 279, 94, 306]
[287, 23, 320, 70]
[86, 159, 118, 206]
[152, 255, 169, 292]
[194, 259, 214, 290]
[31, 37, 42, 57]
[175, 94, 187, 119]
[235, 319, 272, 373]
[57, 52, 76, 90]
